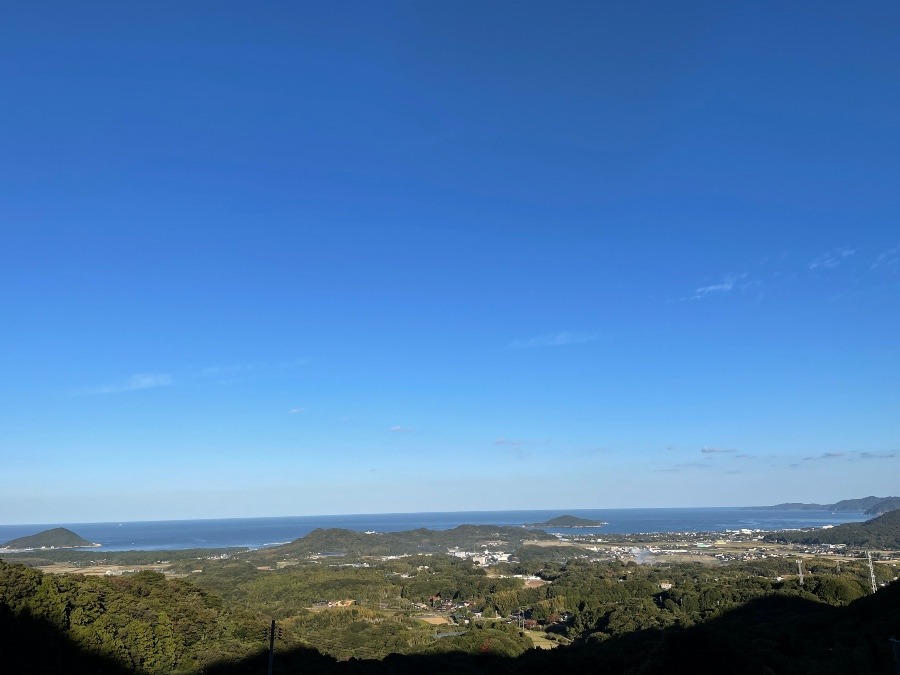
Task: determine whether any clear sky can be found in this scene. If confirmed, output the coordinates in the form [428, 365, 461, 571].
[2, 1, 898, 524]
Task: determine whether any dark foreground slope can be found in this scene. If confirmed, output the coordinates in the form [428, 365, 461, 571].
[0, 606, 132, 675]
[203, 584, 900, 674]
[3, 560, 898, 674]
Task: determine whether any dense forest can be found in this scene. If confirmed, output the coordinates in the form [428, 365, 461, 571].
[3, 535, 899, 673]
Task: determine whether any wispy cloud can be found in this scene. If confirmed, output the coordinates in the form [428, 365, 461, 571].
[389, 425, 411, 433]
[288, 408, 305, 415]
[494, 437, 523, 447]
[278, 357, 311, 369]
[77, 373, 173, 395]
[198, 358, 308, 380]
[809, 247, 855, 270]
[872, 246, 899, 273]
[798, 449, 895, 463]
[852, 450, 896, 460]
[200, 363, 259, 378]
[803, 451, 845, 461]
[734, 453, 756, 459]
[694, 279, 737, 297]
[701, 446, 735, 454]
[656, 461, 712, 472]
[510, 331, 600, 349]
[677, 274, 750, 301]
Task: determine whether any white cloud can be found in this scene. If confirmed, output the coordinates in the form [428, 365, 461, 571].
[288, 408, 305, 415]
[510, 331, 600, 348]
[389, 425, 410, 433]
[809, 248, 855, 270]
[872, 246, 899, 273]
[78, 373, 173, 395]
[680, 274, 749, 301]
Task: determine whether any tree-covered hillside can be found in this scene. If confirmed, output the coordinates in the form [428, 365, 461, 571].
[2, 552, 898, 674]
[765, 509, 900, 548]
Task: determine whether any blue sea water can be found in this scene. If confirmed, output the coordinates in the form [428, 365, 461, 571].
[0, 508, 870, 552]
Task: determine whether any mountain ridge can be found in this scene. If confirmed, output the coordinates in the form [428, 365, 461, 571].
[758, 496, 899, 514]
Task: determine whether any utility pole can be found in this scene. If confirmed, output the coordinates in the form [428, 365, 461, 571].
[867, 552, 878, 594]
[797, 559, 804, 586]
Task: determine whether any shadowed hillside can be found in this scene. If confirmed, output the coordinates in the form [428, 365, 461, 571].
[206, 582, 900, 674]
[4, 576, 898, 674]
[0, 605, 132, 675]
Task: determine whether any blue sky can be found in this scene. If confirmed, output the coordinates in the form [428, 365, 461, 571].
[2, 1, 898, 523]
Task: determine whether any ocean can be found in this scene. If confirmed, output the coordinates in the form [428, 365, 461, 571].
[0, 508, 870, 552]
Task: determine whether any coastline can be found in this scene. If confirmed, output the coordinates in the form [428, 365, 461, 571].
[0, 507, 870, 553]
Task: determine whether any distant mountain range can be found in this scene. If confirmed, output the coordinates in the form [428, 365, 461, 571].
[1, 527, 98, 550]
[759, 496, 900, 515]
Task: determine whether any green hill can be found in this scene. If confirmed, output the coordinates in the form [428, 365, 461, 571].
[1, 527, 97, 550]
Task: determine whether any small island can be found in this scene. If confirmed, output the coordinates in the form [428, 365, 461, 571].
[1, 527, 99, 551]
[527, 514, 607, 528]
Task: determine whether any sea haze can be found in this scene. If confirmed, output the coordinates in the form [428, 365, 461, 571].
[0, 508, 869, 552]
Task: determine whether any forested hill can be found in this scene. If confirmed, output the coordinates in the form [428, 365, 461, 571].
[764, 509, 900, 548]
[1, 527, 96, 550]
[759, 496, 899, 512]
[274, 525, 556, 556]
